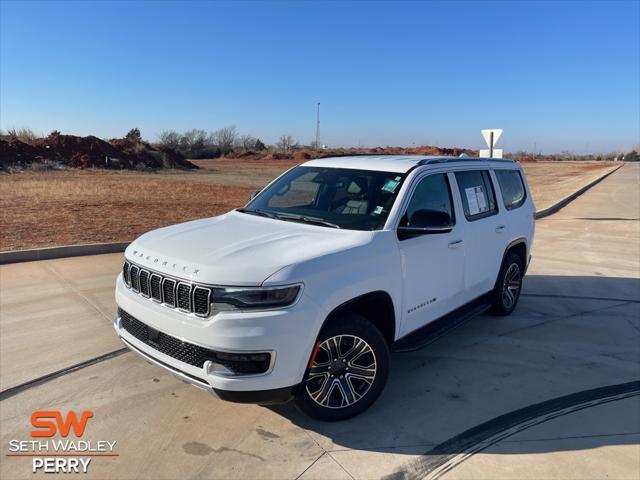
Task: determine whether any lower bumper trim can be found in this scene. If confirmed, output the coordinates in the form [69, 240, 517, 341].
[120, 335, 297, 405]
[212, 385, 297, 405]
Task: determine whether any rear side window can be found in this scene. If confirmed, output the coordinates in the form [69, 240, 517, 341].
[454, 170, 498, 220]
[495, 169, 527, 210]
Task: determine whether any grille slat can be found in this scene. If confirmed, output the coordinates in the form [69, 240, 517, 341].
[162, 278, 176, 308]
[150, 274, 162, 301]
[177, 283, 192, 311]
[193, 287, 211, 317]
[130, 265, 140, 292]
[139, 270, 150, 297]
[123, 262, 131, 287]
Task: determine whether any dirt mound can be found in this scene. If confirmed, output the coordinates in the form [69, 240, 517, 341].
[293, 151, 312, 160]
[0, 133, 197, 170]
[222, 145, 477, 164]
[0, 138, 42, 166]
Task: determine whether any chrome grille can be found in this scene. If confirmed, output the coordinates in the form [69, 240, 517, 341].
[139, 270, 150, 297]
[162, 278, 176, 308]
[123, 262, 131, 287]
[177, 283, 192, 311]
[130, 265, 140, 292]
[193, 287, 211, 316]
[150, 274, 162, 302]
[123, 261, 212, 317]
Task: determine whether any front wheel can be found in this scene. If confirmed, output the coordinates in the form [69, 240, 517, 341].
[295, 314, 389, 421]
[490, 252, 524, 316]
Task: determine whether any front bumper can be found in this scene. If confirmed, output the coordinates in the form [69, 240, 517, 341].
[115, 321, 296, 404]
[114, 274, 321, 403]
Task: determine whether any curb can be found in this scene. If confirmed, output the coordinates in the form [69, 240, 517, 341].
[0, 242, 129, 265]
[0, 163, 625, 265]
[534, 163, 624, 219]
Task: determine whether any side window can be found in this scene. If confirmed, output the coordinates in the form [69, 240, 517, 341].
[495, 169, 527, 210]
[401, 173, 455, 227]
[454, 170, 498, 221]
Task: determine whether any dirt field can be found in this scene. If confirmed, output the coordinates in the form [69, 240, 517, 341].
[0, 159, 619, 251]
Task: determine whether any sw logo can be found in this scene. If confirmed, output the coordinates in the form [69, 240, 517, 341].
[31, 410, 94, 438]
[6, 410, 116, 474]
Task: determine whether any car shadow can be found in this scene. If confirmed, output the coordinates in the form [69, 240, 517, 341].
[267, 274, 640, 475]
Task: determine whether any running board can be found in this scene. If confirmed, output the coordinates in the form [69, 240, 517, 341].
[392, 295, 491, 353]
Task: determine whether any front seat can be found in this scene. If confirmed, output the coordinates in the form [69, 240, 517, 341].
[334, 177, 369, 214]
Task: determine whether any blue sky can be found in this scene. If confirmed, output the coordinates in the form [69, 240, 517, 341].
[1, 0, 638, 153]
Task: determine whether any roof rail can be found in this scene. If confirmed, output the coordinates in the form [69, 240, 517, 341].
[418, 157, 515, 166]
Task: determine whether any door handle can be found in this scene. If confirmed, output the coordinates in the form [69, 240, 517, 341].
[448, 240, 464, 249]
[495, 225, 506, 233]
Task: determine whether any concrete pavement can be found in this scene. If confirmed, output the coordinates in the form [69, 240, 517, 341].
[0, 163, 638, 479]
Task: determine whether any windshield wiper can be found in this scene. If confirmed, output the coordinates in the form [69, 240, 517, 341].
[237, 208, 340, 229]
[275, 213, 341, 229]
[235, 208, 278, 219]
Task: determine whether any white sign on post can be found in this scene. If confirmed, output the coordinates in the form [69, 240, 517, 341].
[480, 128, 503, 158]
[481, 129, 503, 148]
[480, 148, 503, 158]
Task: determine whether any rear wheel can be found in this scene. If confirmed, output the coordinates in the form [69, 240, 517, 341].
[490, 252, 524, 315]
[296, 314, 389, 421]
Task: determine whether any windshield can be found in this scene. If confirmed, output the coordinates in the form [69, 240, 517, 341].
[242, 166, 406, 231]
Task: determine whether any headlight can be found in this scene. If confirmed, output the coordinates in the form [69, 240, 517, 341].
[211, 284, 302, 309]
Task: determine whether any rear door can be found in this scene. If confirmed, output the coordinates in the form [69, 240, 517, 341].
[397, 172, 466, 336]
[494, 168, 534, 254]
[452, 169, 508, 300]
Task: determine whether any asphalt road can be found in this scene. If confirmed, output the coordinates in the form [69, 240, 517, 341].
[1, 163, 638, 479]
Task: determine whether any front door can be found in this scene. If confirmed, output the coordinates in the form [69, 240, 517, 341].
[397, 172, 466, 337]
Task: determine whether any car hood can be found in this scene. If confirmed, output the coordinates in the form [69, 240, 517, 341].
[125, 210, 373, 285]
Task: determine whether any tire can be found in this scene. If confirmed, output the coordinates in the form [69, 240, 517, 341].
[295, 313, 389, 421]
[490, 252, 524, 316]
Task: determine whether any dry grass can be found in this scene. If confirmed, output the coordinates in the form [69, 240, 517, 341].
[0, 159, 618, 251]
[522, 161, 619, 210]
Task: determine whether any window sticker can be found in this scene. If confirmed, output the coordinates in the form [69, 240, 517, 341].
[373, 206, 384, 215]
[465, 186, 488, 215]
[382, 176, 402, 193]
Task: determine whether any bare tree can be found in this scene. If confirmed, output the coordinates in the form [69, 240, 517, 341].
[276, 134, 297, 153]
[236, 134, 257, 151]
[180, 129, 210, 157]
[158, 130, 181, 151]
[210, 126, 238, 156]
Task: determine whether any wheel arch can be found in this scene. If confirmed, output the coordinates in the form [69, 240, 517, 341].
[495, 238, 528, 289]
[504, 238, 528, 266]
[320, 290, 396, 346]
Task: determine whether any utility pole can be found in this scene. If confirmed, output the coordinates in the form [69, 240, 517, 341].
[315, 102, 320, 150]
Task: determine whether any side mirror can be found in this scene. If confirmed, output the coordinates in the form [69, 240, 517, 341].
[397, 209, 453, 239]
[250, 189, 261, 200]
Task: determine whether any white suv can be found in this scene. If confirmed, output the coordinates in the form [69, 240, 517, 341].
[114, 155, 535, 420]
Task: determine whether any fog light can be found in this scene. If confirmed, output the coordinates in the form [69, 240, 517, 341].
[207, 351, 272, 376]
